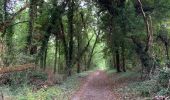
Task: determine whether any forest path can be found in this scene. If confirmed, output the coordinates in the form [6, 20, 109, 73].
[71, 70, 116, 100]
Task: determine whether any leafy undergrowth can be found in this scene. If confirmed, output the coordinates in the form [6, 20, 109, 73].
[109, 70, 170, 100]
[108, 70, 149, 100]
[0, 71, 90, 100]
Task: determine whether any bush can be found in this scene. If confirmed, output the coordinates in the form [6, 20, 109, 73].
[157, 88, 170, 96]
[134, 80, 158, 97]
[156, 69, 170, 96]
[157, 69, 170, 88]
[29, 71, 48, 81]
[14, 86, 66, 100]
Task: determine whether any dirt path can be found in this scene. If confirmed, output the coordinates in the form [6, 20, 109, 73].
[71, 70, 116, 100]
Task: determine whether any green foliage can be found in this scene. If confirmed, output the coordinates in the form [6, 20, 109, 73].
[136, 81, 157, 97]
[154, 69, 170, 96]
[15, 53, 35, 64]
[1, 0, 170, 98]
[15, 86, 64, 100]
[0, 71, 84, 100]
[157, 88, 170, 96]
[124, 69, 170, 97]
[10, 72, 28, 86]
[29, 71, 48, 81]
[157, 69, 170, 88]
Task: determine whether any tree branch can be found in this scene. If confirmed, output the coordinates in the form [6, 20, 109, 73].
[0, 63, 35, 74]
[137, 0, 152, 52]
[11, 21, 29, 27]
[72, 34, 94, 65]
[0, 3, 29, 35]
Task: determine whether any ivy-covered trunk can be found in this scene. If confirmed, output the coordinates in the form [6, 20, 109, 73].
[3, 0, 14, 66]
[5, 25, 14, 66]
[26, 0, 37, 53]
[132, 37, 155, 76]
[66, 0, 74, 76]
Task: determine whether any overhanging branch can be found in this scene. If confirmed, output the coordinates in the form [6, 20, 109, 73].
[0, 3, 29, 36]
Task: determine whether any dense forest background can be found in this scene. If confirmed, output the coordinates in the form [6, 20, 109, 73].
[0, 0, 170, 100]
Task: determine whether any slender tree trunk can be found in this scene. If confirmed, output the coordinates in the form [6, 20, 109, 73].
[40, 46, 48, 70]
[77, 34, 80, 73]
[77, 63, 80, 73]
[58, 41, 61, 73]
[84, 55, 87, 71]
[115, 48, 121, 72]
[54, 36, 58, 73]
[39, 32, 50, 69]
[121, 42, 126, 72]
[165, 43, 170, 68]
[3, 0, 7, 34]
[40, 54, 44, 69]
[0, 91, 4, 100]
[113, 55, 116, 69]
[165, 44, 169, 60]
[43, 47, 48, 70]
[87, 31, 99, 69]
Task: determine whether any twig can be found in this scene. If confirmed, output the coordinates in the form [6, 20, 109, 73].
[10, 21, 29, 27]
[0, 91, 4, 100]
[167, 79, 170, 92]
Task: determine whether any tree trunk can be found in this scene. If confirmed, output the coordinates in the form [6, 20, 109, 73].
[58, 41, 61, 73]
[3, 0, 14, 66]
[3, 0, 7, 34]
[165, 43, 170, 68]
[59, 18, 69, 75]
[113, 55, 116, 69]
[54, 36, 58, 73]
[40, 52, 44, 69]
[66, 0, 74, 76]
[137, 0, 153, 52]
[43, 47, 48, 70]
[115, 48, 121, 72]
[87, 31, 99, 69]
[26, 0, 36, 53]
[77, 63, 80, 73]
[39, 32, 50, 69]
[84, 55, 87, 71]
[131, 37, 155, 75]
[77, 33, 81, 73]
[121, 42, 126, 72]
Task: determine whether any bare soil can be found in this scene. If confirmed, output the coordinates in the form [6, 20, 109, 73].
[71, 70, 117, 100]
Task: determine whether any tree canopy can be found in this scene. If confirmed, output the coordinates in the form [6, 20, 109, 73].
[1, 0, 170, 99]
